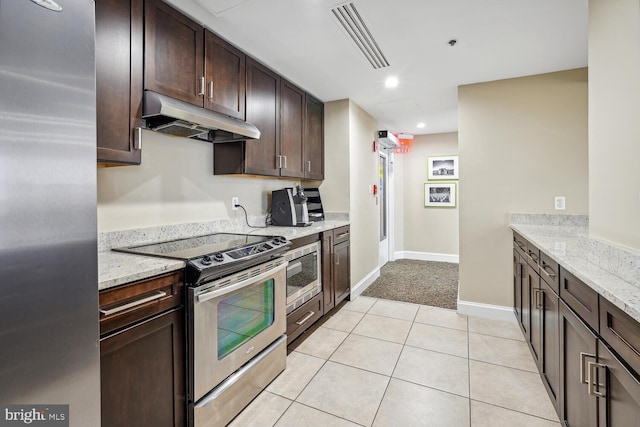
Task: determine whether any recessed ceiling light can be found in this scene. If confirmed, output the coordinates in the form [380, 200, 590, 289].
[417, 122, 426, 128]
[385, 76, 399, 88]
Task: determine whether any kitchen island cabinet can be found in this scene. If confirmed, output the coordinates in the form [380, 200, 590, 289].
[512, 228, 640, 426]
[95, 0, 142, 165]
[100, 271, 185, 427]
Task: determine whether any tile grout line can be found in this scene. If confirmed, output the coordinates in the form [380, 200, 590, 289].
[468, 398, 562, 424]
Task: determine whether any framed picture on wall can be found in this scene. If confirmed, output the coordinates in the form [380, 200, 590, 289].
[424, 182, 457, 208]
[428, 155, 459, 180]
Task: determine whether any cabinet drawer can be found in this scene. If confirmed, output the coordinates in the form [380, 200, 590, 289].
[525, 242, 540, 272]
[99, 271, 184, 336]
[599, 297, 640, 378]
[286, 292, 323, 345]
[539, 251, 559, 294]
[513, 232, 528, 254]
[333, 225, 350, 244]
[559, 267, 598, 332]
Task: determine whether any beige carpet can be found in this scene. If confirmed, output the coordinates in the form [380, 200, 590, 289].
[362, 259, 458, 309]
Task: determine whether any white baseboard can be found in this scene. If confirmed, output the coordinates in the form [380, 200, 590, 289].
[350, 267, 381, 299]
[457, 299, 517, 323]
[394, 251, 459, 264]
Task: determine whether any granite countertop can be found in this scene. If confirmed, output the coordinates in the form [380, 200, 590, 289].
[98, 219, 349, 291]
[510, 221, 640, 323]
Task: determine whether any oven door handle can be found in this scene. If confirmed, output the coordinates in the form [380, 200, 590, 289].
[195, 262, 287, 304]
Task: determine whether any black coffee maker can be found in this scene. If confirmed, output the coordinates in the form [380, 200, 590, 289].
[271, 185, 312, 227]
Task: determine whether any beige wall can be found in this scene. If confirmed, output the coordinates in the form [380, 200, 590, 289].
[588, 0, 640, 250]
[320, 100, 350, 212]
[348, 101, 381, 286]
[396, 133, 459, 256]
[97, 130, 299, 231]
[458, 69, 589, 306]
[320, 99, 380, 289]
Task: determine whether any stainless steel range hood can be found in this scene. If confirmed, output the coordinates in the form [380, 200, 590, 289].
[142, 90, 260, 143]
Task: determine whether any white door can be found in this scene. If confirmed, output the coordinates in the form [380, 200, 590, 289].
[379, 151, 390, 266]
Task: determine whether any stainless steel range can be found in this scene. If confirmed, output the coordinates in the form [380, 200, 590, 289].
[115, 233, 290, 426]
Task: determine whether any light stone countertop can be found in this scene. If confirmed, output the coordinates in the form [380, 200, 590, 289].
[510, 222, 640, 324]
[98, 219, 349, 291]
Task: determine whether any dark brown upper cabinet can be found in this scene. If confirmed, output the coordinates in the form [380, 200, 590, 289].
[95, 0, 143, 165]
[244, 57, 281, 176]
[204, 31, 246, 119]
[144, 0, 203, 107]
[144, 0, 246, 121]
[304, 94, 324, 180]
[280, 79, 305, 178]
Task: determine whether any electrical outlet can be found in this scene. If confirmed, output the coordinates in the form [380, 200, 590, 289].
[232, 197, 239, 210]
[554, 196, 566, 210]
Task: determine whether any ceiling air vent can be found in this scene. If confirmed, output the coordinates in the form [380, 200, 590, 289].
[331, 2, 390, 69]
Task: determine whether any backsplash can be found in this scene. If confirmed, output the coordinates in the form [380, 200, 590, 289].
[510, 213, 589, 227]
[98, 212, 349, 252]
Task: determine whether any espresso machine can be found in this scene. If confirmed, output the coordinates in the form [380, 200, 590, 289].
[271, 185, 312, 227]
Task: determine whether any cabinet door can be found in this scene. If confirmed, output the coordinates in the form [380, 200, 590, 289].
[596, 340, 640, 426]
[529, 265, 542, 368]
[245, 58, 280, 176]
[144, 0, 203, 107]
[279, 80, 305, 178]
[95, 0, 142, 165]
[541, 279, 560, 412]
[333, 240, 350, 305]
[304, 94, 324, 180]
[322, 231, 334, 312]
[521, 260, 532, 342]
[559, 300, 598, 427]
[204, 30, 245, 119]
[101, 308, 185, 427]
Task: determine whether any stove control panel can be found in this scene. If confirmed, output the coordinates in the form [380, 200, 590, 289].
[189, 236, 290, 272]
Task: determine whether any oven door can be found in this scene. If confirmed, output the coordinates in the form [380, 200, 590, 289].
[190, 259, 287, 402]
[285, 241, 321, 312]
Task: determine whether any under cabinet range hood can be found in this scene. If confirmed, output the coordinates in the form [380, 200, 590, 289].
[142, 90, 260, 143]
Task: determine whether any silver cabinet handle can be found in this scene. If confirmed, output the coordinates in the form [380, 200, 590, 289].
[196, 262, 287, 303]
[277, 155, 283, 169]
[580, 352, 596, 384]
[198, 76, 206, 96]
[208, 81, 214, 99]
[295, 311, 315, 326]
[307, 160, 311, 172]
[99, 291, 167, 316]
[335, 256, 339, 266]
[534, 288, 543, 309]
[587, 361, 607, 397]
[541, 264, 556, 279]
[282, 155, 287, 169]
[133, 127, 142, 150]
[337, 232, 349, 239]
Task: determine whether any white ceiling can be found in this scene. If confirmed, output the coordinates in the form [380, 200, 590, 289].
[172, 0, 588, 135]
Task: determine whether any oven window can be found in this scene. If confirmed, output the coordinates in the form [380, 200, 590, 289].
[217, 279, 275, 359]
[286, 252, 318, 298]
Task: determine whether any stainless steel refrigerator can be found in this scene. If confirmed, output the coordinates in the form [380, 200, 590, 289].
[0, 0, 100, 425]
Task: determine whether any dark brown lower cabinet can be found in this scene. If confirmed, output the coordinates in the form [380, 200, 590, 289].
[100, 308, 185, 427]
[560, 300, 598, 427]
[596, 341, 640, 426]
[286, 292, 324, 345]
[513, 248, 522, 323]
[540, 278, 560, 412]
[529, 264, 542, 366]
[333, 240, 350, 305]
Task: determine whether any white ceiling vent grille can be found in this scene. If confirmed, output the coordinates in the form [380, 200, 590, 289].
[331, 2, 390, 69]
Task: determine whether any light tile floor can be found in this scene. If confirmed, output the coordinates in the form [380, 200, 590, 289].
[229, 296, 560, 427]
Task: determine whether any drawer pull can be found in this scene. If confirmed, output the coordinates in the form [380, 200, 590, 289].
[579, 352, 596, 384]
[337, 232, 349, 238]
[587, 361, 607, 398]
[100, 291, 167, 316]
[295, 311, 315, 326]
[541, 264, 556, 279]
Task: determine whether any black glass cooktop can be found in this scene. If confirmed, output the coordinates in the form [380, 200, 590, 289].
[114, 233, 273, 260]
